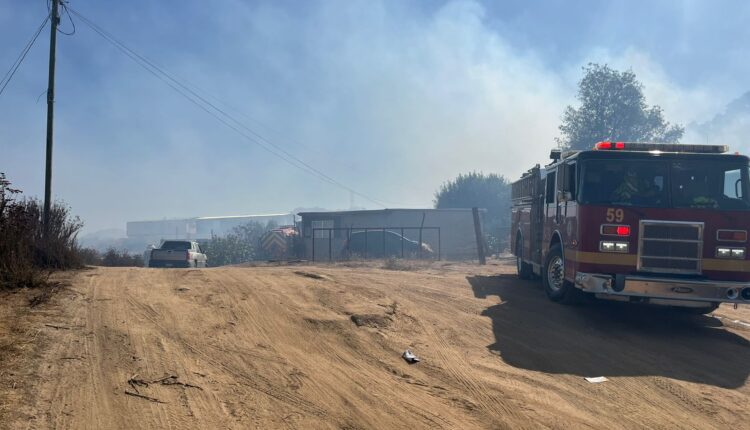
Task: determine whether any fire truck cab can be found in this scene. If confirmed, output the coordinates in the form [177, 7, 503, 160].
[511, 141, 750, 312]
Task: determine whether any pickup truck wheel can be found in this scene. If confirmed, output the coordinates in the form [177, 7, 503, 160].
[543, 244, 580, 304]
[516, 236, 532, 280]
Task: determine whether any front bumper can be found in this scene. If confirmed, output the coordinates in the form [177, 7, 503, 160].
[575, 272, 750, 305]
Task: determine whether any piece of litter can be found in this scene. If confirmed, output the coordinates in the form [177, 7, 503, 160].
[402, 350, 420, 364]
[584, 376, 608, 383]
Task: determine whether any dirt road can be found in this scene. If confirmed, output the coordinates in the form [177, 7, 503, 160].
[1, 260, 749, 429]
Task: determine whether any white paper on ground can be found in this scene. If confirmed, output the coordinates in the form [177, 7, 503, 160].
[584, 376, 608, 383]
[402, 350, 420, 363]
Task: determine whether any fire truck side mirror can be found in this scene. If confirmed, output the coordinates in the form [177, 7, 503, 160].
[555, 162, 573, 203]
[556, 163, 570, 192]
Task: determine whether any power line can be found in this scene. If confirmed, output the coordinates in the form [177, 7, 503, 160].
[66, 6, 393, 208]
[57, 2, 76, 36]
[79, 34, 414, 207]
[120, 51, 418, 209]
[0, 12, 50, 98]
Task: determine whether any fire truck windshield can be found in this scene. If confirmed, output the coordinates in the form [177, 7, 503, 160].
[578, 159, 750, 210]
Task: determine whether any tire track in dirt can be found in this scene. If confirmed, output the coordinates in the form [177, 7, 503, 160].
[237, 268, 469, 428]
[417, 312, 525, 429]
[358, 271, 523, 425]
[125, 272, 261, 429]
[263, 268, 462, 428]
[125, 271, 331, 421]
[220, 269, 458, 428]
[104, 269, 236, 430]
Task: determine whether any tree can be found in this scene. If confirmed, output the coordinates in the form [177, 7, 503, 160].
[557, 63, 684, 150]
[434, 172, 511, 253]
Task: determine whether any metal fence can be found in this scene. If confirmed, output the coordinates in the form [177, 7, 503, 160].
[312, 227, 441, 262]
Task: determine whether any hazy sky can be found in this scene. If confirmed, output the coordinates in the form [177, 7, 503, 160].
[2, 0, 749, 233]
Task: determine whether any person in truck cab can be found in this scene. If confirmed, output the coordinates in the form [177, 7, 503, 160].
[612, 168, 660, 204]
[673, 169, 719, 209]
[612, 168, 640, 201]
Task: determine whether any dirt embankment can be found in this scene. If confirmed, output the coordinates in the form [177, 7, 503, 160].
[1, 261, 748, 429]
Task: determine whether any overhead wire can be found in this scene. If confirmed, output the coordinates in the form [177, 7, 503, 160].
[106, 46, 416, 207]
[123, 54, 419, 208]
[0, 11, 51, 98]
[66, 6, 392, 208]
[57, 1, 76, 36]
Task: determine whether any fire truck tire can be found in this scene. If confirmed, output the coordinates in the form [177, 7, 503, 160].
[542, 244, 580, 304]
[516, 236, 532, 279]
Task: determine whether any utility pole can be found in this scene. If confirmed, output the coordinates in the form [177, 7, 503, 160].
[43, 0, 60, 234]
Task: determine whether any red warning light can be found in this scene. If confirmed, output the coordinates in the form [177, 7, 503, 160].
[615, 142, 625, 149]
[616, 225, 631, 236]
[718, 230, 747, 242]
[601, 224, 631, 236]
[595, 141, 612, 150]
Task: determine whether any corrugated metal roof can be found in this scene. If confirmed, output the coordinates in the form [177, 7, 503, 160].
[196, 213, 292, 220]
[128, 213, 293, 223]
[297, 208, 482, 216]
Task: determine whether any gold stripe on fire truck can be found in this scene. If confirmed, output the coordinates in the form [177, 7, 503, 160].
[564, 250, 637, 266]
[565, 251, 750, 272]
[702, 259, 750, 272]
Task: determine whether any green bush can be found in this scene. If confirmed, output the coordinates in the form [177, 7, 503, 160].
[203, 221, 276, 267]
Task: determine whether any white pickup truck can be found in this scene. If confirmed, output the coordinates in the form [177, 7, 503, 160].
[148, 240, 208, 268]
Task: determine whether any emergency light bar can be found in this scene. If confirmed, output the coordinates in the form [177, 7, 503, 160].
[593, 141, 728, 154]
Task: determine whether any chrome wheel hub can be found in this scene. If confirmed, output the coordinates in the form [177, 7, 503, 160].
[547, 256, 565, 292]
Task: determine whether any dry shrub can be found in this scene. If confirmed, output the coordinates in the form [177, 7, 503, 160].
[78, 247, 102, 266]
[0, 173, 84, 289]
[100, 248, 143, 267]
[76, 247, 143, 267]
[382, 257, 416, 271]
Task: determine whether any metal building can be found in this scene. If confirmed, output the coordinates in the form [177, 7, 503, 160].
[126, 213, 295, 243]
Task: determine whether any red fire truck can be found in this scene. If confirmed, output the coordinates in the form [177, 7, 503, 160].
[511, 141, 750, 313]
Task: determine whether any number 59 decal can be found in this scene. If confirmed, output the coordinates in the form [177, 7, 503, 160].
[606, 208, 624, 222]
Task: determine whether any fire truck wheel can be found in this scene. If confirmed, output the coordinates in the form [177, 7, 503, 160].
[543, 244, 579, 304]
[516, 236, 532, 279]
